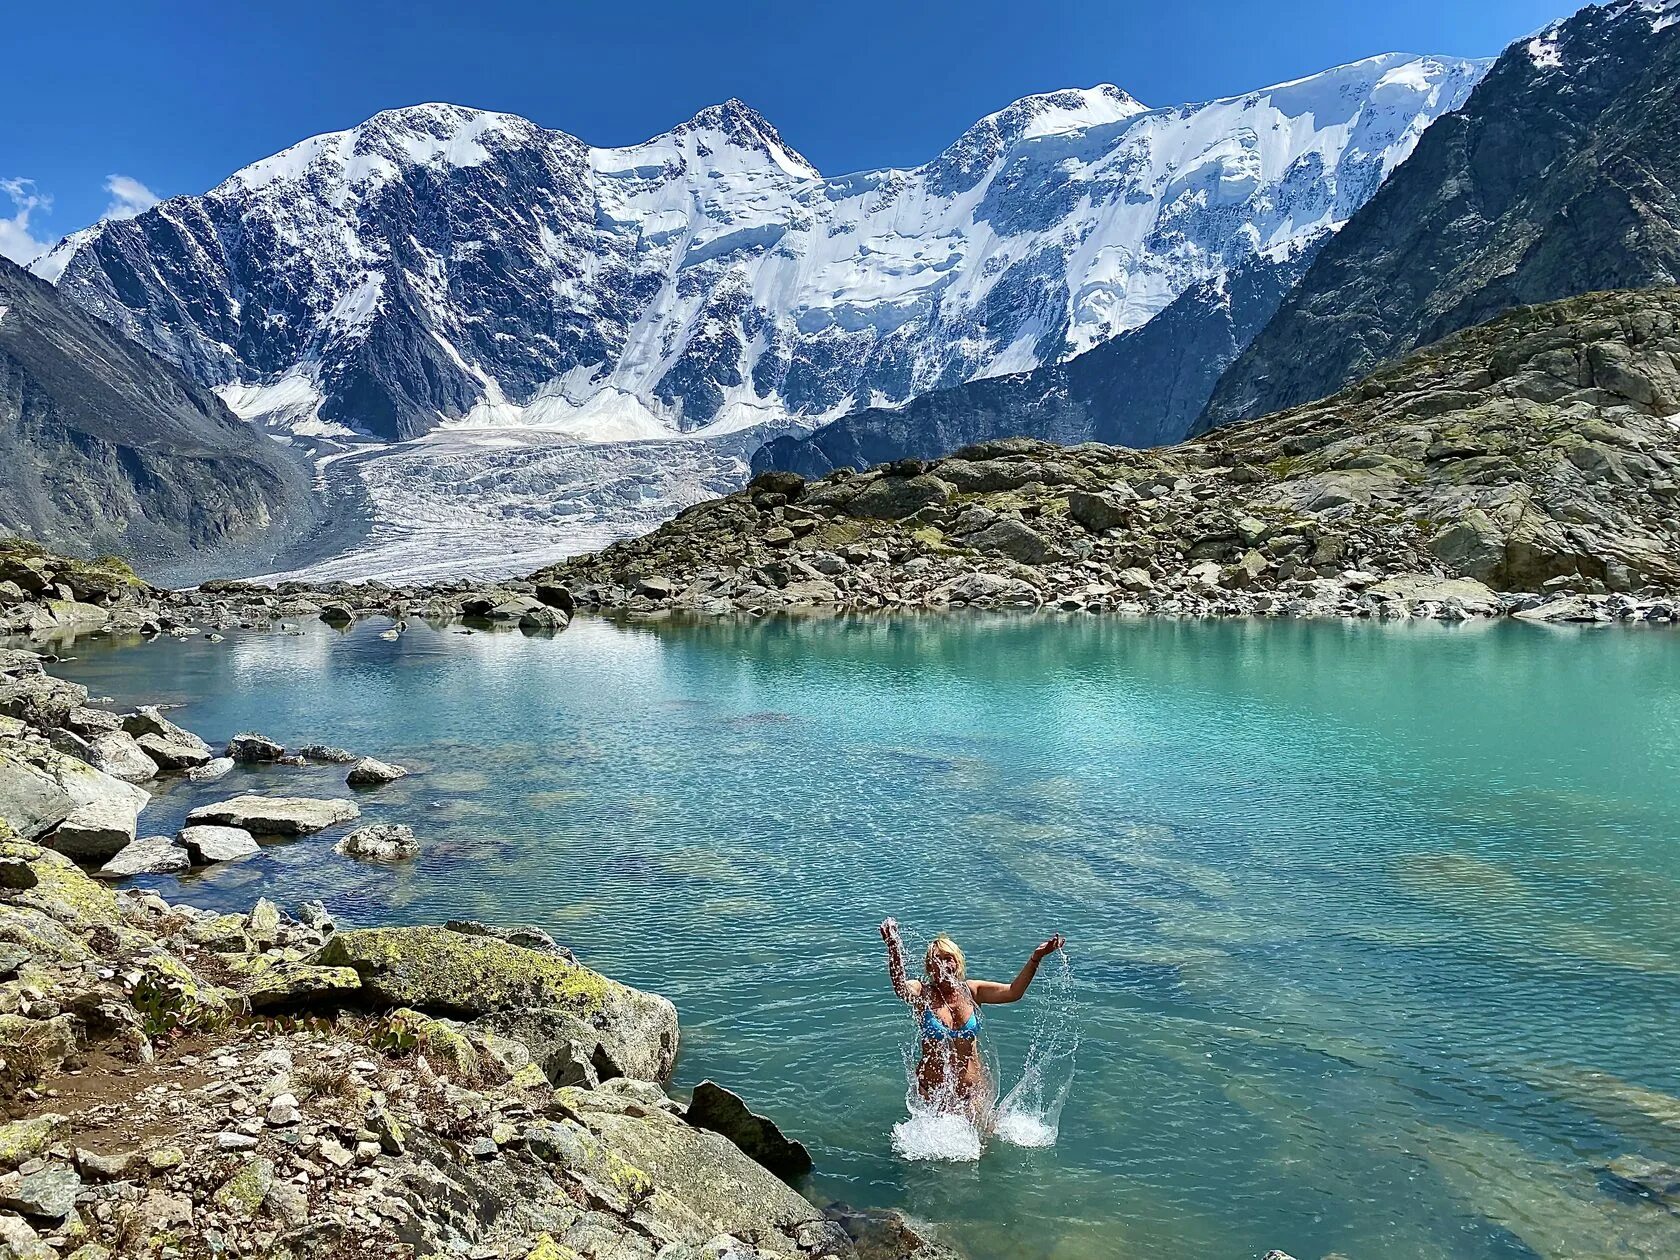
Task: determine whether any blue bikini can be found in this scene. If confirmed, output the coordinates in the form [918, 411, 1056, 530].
[920, 1006, 981, 1041]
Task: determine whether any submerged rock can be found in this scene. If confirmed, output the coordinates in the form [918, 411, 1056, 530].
[334, 823, 419, 862]
[186, 794, 359, 835]
[297, 743, 357, 764]
[186, 756, 235, 782]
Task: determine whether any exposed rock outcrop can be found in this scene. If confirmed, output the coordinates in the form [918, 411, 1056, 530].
[1202, 0, 1680, 428]
[0, 840, 958, 1259]
[544, 289, 1680, 622]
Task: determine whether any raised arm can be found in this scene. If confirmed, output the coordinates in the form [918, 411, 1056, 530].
[970, 933, 1064, 1004]
[880, 918, 922, 1003]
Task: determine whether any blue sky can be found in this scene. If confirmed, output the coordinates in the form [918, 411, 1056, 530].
[3, 0, 1587, 263]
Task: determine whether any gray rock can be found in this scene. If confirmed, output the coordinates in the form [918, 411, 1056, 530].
[86, 730, 159, 784]
[178, 824, 260, 864]
[1066, 489, 1129, 533]
[134, 730, 212, 771]
[345, 757, 407, 787]
[97, 835, 189, 879]
[848, 474, 952, 521]
[186, 794, 359, 835]
[964, 517, 1054, 564]
[226, 732, 285, 763]
[0, 1163, 81, 1220]
[684, 1080, 814, 1179]
[186, 756, 235, 782]
[297, 744, 357, 764]
[0, 735, 149, 843]
[49, 798, 139, 862]
[334, 823, 419, 862]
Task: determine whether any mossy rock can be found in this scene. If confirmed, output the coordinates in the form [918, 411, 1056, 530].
[221, 954, 363, 1011]
[523, 1236, 586, 1260]
[129, 954, 232, 1038]
[0, 840, 121, 927]
[211, 1155, 274, 1218]
[0, 1112, 64, 1170]
[316, 926, 678, 1081]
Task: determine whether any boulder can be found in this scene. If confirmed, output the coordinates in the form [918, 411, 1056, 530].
[221, 956, 362, 1011]
[319, 603, 354, 625]
[964, 518, 1054, 565]
[0, 673, 89, 728]
[297, 744, 357, 764]
[0, 1162, 81, 1220]
[931, 572, 1042, 607]
[133, 731, 212, 772]
[178, 825, 260, 864]
[1066, 490, 1129, 533]
[226, 733, 284, 763]
[0, 742, 148, 846]
[1366, 573, 1501, 615]
[559, 1087, 822, 1244]
[186, 756, 235, 782]
[86, 731, 159, 784]
[97, 835, 189, 879]
[334, 823, 419, 862]
[346, 757, 407, 787]
[315, 926, 678, 1081]
[684, 1080, 813, 1179]
[848, 475, 952, 521]
[518, 604, 566, 631]
[186, 795, 359, 835]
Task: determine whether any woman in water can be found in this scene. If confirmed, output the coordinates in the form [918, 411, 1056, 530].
[879, 918, 1065, 1125]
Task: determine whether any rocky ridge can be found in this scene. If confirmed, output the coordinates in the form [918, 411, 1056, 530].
[0, 259, 315, 569]
[542, 288, 1680, 625]
[0, 657, 957, 1259]
[1201, 0, 1680, 429]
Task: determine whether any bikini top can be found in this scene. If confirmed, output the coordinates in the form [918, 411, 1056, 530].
[920, 1005, 981, 1042]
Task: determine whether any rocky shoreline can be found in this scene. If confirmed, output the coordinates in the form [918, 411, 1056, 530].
[540, 290, 1680, 628]
[0, 639, 960, 1260]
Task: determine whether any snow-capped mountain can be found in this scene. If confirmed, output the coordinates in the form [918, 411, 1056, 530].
[37, 55, 1486, 445]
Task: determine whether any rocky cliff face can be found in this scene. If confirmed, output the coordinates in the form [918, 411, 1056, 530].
[752, 247, 1315, 477]
[546, 287, 1680, 624]
[1200, 0, 1680, 430]
[35, 59, 1483, 444]
[0, 259, 315, 572]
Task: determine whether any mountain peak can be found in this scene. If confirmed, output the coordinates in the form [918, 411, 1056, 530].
[666, 98, 818, 178]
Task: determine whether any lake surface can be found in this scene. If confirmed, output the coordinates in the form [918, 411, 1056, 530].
[47, 614, 1680, 1260]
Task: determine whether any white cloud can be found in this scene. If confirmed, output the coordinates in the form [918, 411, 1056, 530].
[0, 177, 51, 265]
[103, 173, 159, 220]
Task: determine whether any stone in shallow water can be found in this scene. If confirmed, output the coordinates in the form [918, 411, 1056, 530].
[298, 744, 357, 764]
[178, 824, 259, 865]
[186, 756, 235, 782]
[97, 835, 188, 878]
[186, 794, 359, 835]
[226, 732, 284, 763]
[335, 823, 419, 862]
[346, 756, 407, 787]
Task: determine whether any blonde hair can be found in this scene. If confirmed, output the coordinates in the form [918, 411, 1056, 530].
[924, 934, 966, 979]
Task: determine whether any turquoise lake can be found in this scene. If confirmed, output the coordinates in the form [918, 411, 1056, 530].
[46, 613, 1680, 1260]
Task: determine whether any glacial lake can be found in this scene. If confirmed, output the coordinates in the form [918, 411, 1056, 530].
[46, 613, 1680, 1260]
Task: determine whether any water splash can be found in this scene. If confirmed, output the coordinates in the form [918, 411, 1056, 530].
[994, 947, 1079, 1149]
[888, 928, 1078, 1162]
